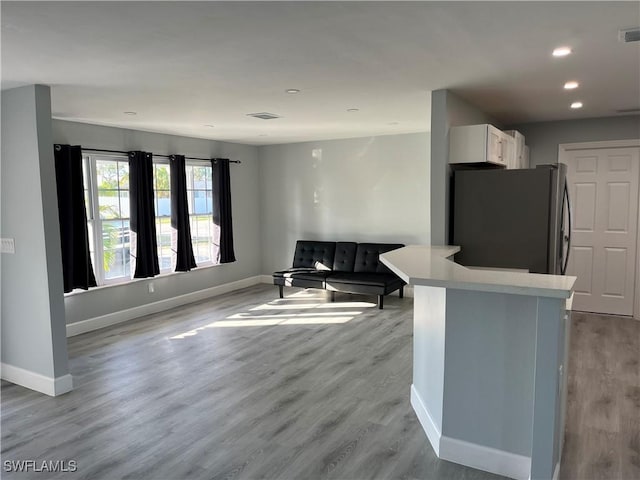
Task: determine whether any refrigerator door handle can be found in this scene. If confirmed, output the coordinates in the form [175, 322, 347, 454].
[561, 180, 572, 275]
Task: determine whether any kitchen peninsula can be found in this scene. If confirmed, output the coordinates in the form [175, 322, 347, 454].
[380, 245, 576, 480]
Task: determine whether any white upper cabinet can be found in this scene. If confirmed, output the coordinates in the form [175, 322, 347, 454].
[502, 134, 516, 169]
[504, 130, 528, 169]
[449, 124, 525, 169]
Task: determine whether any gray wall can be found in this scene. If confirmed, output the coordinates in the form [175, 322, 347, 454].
[510, 115, 640, 166]
[1, 85, 69, 378]
[430, 89, 500, 245]
[53, 120, 262, 325]
[443, 290, 536, 456]
[258, 133, 430, 274]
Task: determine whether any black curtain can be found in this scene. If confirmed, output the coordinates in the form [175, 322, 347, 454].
[54, 144, 97, 292]
[212, 158, 236, 264]
[170, 155, 197, 271]
[129, 151, 160, 278]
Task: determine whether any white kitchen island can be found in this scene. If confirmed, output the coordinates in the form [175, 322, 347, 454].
[380, 246, 576, 480]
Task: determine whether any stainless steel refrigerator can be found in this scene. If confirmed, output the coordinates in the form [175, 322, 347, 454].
[451, 164, 571, 274]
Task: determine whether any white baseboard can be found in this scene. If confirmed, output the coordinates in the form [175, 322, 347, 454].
[439, 436, 531, 480]
[411, 385, 530, 480]
[1, 363, 73, 396]
[552, 460, 560, 480]
[260, 274, 273, 284]
[66, 275, 264, 337]
[410, 384, 441, 455]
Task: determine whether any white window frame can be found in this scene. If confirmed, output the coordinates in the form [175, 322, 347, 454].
[84, 153, 132, 286]
[78, 154, 218, 290]
[186, 160, 214, 268]
[152, 158, 173, 274]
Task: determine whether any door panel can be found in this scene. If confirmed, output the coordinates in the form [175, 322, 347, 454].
[606, 183, 630, 232]
[573, 183, 597, 231]
[572, 247, 593, 294]
[576, 155, 597, 173]
[609, 154, 631, 171]
[565, 146, 639, 316]
[602, 247, 626, 296]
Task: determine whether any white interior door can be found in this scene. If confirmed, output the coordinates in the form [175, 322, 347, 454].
[564, 146, 639, 316]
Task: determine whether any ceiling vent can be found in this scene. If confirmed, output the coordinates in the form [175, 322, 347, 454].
[619, 27, 640, 43]
[246, 112, 281, 120]
[616, 107, 640, 114]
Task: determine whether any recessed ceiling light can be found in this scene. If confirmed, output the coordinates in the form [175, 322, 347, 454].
[570, 101, 583, 109]
[204, 124, 215, 128]
[124, 111, 137, 115]
[388, 122, 399, 125]
[347, 108, 359, 112]
[564, 81, 579, 90]
[285, 89, 300, 94]
[259, 134, 268, 137]
[552, 46, 572, 57]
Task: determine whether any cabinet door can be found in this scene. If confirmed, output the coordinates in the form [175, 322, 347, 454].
[504, 130, 526, 169]
[502, 135, 516, 169]
[487, 127, 505, 165]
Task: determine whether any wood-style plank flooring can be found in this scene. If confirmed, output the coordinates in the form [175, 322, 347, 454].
[1, 285, 639, 480]
[559, 311, 640, 480]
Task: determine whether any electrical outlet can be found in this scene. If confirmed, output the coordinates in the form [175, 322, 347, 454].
[148, 282, 155, 294]
[1, 238, 15, 254]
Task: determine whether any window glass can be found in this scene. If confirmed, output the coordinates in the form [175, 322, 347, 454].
[186, 164, 214, 264]
[153, 163, 172, 271]
[94, 158, 131, 281]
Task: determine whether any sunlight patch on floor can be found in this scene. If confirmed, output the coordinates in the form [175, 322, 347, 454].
[169, 289, 374, 339]
[251, 301, 376, 311]
[170, 314, 355, 338]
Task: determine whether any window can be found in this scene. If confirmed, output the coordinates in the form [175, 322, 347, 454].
[80, 154, 216, 287]
[84, 155, 131, 283]
[186, 163, 214, 264]
[83, 156, 96, 271]
[153, 163, 172, 272]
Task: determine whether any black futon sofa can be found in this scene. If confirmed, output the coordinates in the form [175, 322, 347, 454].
[272, 240, 406, 309]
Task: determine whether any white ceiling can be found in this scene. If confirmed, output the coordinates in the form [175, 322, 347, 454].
[2, 1, 639, 145]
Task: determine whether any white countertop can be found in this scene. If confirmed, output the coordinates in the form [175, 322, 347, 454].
[380, 245, 576, 299]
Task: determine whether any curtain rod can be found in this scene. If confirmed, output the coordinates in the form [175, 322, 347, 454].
[80, 147, 241, 164]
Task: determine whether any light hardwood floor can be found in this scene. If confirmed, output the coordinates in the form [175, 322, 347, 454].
[1, 285, 638, 480]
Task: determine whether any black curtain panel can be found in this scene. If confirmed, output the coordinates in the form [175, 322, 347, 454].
[212, 158, 236, 264]
[169, 155, 197, 271]
[129, 151, 160, 278]
[53, 144, 97, 292]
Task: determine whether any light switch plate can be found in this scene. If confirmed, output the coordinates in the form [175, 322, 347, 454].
[1, 238, 15, 254]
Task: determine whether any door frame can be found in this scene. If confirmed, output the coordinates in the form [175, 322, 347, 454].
[559, 139, 640, 319]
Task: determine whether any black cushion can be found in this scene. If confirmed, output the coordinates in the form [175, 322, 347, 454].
[273, 267, 320, 277]
[332, 242, 357, 272]
[326, 272, 401, 287]
[273, 268, 330, 288]
[353, 243, 404, 274]
[292, 241, 336, 270]
[273, 267, 331, 280]
[281, 270, 330, 280]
